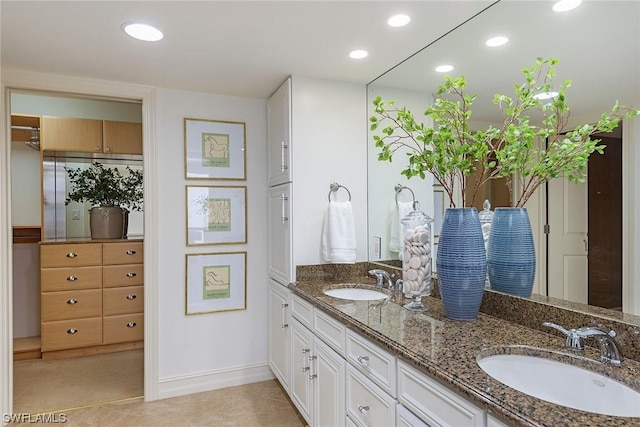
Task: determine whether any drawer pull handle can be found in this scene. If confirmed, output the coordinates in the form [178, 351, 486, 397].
[67, 328, 78, 334]
[357, 355, 369, 364]
[126, 294, 137, 300]
[127, 322, 137, 328]
[67, 299, 78, 305]
[302, 366, 310, 373]
[126, 272, 137, 277]
[126, 250, 137, 255]
[66, 252, 77, 258]
[67, 275, 78, 281]
[358, 405, 370, 414]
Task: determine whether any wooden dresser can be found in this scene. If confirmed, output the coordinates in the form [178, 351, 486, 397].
[40, 240, 143, 359]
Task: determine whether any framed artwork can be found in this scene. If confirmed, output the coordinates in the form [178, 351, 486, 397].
[186, 185, 247, 246]
[185, 251, 247, 315]
[184, 118, 246, 180]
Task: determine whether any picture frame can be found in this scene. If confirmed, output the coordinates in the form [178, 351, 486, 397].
[185, 251, 247, 315]
[184, 118, 246, 180]
[186, 185, 247, 246]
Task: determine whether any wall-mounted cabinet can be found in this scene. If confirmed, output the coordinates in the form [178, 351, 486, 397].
[41, 116, 142, 155]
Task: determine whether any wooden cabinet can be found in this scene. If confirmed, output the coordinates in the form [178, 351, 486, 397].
[40, 116, 142, 155]
[268, 280, 291, 393]
[40, 241, 144, 356]
[267, 77, 292, 186]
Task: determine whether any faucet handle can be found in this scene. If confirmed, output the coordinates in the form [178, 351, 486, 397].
[542, 322, 584, 351]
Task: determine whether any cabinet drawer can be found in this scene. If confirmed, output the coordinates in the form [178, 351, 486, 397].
[398, 360, 485, 427]
[103, 242, 143, 265]
[346, 364, 396, 427]
[41, 317, 102, 352]
[40, 243, 102, 268]
[314, 309, 346, 356]
[103, 264, 144, 288]
[41, 289, 102, 321]
[41, 266, 102, 292]
[103, 313, 144, 344]
[290, 293, 313, 328]
[346, 329, 397, 397]
[103, 286, 144, 316]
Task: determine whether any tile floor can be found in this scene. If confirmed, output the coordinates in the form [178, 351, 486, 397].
[10, 380, 306, 427]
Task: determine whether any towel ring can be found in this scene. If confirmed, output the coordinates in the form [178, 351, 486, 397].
[394, 184, 416, 205]
[328, 182, 352, 202]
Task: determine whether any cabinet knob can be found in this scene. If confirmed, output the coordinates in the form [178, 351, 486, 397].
[126, 272, 137, 277]
[67, 328, 78, 334]
[357, 355, 369, 365]
[105, 146, 111, 152]
[67, 298, 78, 305]
[95, 147, 100, 151]
[126, 250, 137, 255]
[358, 405, 370, 414]
[126, 294, 137, 300]
[66, 275, 78, 281]
[66, 252, 77, 258]
[126, 322, 137, 328]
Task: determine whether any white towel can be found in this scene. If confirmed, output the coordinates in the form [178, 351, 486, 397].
[388, 201, 414, 254]
[322, 201, 357, 263]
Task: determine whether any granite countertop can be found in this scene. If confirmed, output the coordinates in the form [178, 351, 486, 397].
[289, 273, 640, 427]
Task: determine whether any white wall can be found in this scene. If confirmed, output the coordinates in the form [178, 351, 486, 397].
[290, 76, 368, 266]
[155, 88, 271, 398]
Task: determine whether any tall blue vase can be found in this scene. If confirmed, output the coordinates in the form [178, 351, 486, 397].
[487, 208, 536, 297]
[436, 208, 487, 320]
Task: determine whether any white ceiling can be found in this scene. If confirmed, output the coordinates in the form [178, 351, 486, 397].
[0, 0, 495, 99]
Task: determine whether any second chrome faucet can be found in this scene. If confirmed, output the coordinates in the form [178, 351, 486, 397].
[543, 321, 624, 366]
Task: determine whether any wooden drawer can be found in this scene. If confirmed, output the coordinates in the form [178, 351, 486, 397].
[41, 289, 102, 321]
[314, 309, 346, 357]
[41, 317, 102, 352]
[346, 329, 397, 397]
[103, 313, 143, 344]
[103, 242, 143, 265]
[41, 266, 102, 292]
[40, 243, 102, 268]
[103, 264, 144, 288]
[346, 364, 396, 427]
[103, 286, 144, 316]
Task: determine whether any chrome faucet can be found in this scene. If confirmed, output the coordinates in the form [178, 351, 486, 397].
[543, 322, 623, 366]
[368, 269, 394, 289]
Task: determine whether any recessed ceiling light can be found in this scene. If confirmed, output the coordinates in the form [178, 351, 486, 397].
[533, 91, 559, 100]
[349, 49, 368, 59]
[122, 23, 163, 42]
[388, 14, 411, 27]
[485, 36, 509, 47]
[552, 0, 582, 12]
[435, 65, 454, 73]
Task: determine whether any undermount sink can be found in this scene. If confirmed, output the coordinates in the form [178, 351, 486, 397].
[323, 286, 389, 301]
[477, 352, 640, 417]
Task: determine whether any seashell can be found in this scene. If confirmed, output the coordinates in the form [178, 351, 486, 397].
[409, 256, 421, 269]
[405, 269, 418, 281]
[403, 230, 414, 241]
[417, 232, 430, 244]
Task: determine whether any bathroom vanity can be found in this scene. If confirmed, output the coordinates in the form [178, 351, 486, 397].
[269, 263, 640, 427]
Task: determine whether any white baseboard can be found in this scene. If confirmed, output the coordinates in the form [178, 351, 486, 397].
[156, 362, 275, 400]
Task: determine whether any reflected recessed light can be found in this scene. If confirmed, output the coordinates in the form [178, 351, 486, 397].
[122, 23, 163, 42]
[553, 0, 582, 12]
[533, 91, 559, 100]
[435, 65, 454, 73]
[388, 14, 411, 27]
[349, 49, 368, 59]
[486, 36, 508, 47]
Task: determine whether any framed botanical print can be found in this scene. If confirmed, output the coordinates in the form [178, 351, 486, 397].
[186, 185, 247, 246]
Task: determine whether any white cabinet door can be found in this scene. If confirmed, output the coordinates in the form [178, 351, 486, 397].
[268, 183, 293, 284]
[346, 364, 396, 427]
[291, 317, 314, 425]
[267, 77, 292, 186]
[313, 337, 346, 427]
[268, 280, 291, 392]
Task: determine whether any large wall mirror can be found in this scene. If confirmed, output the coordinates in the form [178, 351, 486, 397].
[367, 0, 640, 315]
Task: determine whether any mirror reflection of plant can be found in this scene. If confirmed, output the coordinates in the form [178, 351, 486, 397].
[65, 162, 143, 212]
[370, 57, 640, 208]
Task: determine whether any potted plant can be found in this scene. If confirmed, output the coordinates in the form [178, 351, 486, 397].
[370, 57, 640, 314]
[65, 162, 143, 239]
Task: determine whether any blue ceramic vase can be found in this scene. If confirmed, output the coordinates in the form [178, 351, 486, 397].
[436, 208, 487, 320]
[487, 207, 536, 297]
